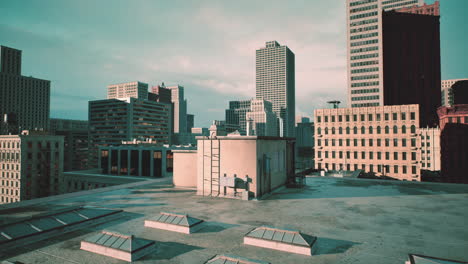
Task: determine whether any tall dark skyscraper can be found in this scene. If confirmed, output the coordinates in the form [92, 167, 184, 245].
[256, 41, 295, 137]
[0, 46, 50, 134]
[382, 6, 441, 127]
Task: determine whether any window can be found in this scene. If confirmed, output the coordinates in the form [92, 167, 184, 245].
[325, 151, 329, 158]
[394, 152, 398, 160]
[354, 139, 358, 146]
[393, 138, 398, 147]
[317, 116, 321, 123]
[394, 165, 398, 173]
[346, 151, 350, 159]
[317, 127, 321, 135]
[385, 126, 389, 134]
[361, 152, 366, 159]
[410, 112, 416, 120]
[325, 139, 329, 146]
[325, 128, 328, 134]
[368, 114, 373, 121]
[346, 115, 350, 122]
[325, 116, 328, 122]
[402, 138, 407, 147]
[339, 115, 343, 122]
[346, 139, 350, 146]
[385, 152, 389, 160]
[377, 152, 381, 160]
[369, 152, 374, 159]
[393, 113, 397, 121]
[332, 151, 336, 158]
[377, 126, 381, 134]
[353, 127, 358, 134]
[339, 151, 343, 159]
[361, 114, 365, 121]
[346, 127, 350, 134]
[411, 152, 417, 160]
[332, 139, 336, 146]
[402, 126, 406, 134]
[369, 139, 373, 146]
[412, 166, 417, 174]
[354, 151, 358, 159]
[332, 116, 335, 122]
[353, 115, 357, 122]
[402, 152, 407, 160]
[361, 126, 365, 134]
[332, 127, 336, 134]
[339, 127, 343, 134]
[377, 139, 381, 146]
[411, 138, 416, 147]
[339, 139, 343, 146]
[318, 151, 322, 158]
[411, 125, 416, 134]
[317, 139, 321, 146]
[385, 113, 389, 121]
[361, 139, 365, 146]
[376, 114, 381, 121]
[393, 125, 398, 134]
[385, 139, 390, 147]
[403, 166, 407, 174]
[401, 112, 406, 120]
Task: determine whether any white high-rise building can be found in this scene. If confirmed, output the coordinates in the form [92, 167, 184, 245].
[346, 0, 424, 107]
[167, 85, 187, 134]
[256, 41, 295, 137]
[246, 99, 278, 137]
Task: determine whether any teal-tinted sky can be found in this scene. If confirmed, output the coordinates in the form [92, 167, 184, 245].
[0, 0, 466, 126]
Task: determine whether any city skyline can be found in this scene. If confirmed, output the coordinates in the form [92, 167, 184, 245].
[0, 0, 467, 127]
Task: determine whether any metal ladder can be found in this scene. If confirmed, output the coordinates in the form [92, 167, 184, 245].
[203, 137, 221, 197]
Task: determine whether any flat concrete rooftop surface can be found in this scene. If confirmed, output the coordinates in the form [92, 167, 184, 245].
[1, 177, 467, 264]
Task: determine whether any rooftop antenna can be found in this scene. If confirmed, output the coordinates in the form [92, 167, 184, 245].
[327, 100, 341, 109]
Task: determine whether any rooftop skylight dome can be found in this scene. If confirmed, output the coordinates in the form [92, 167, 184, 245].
[144, 211, 204, 234]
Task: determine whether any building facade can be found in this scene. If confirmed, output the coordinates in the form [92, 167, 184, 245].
[346, 0, 440, 117]
[0, 132, 64, 204]
[151, 83, 172, 104]
[314, 104, 421, 181]
[256, 41, 295, 137]
[245, 99, 278, 136]
[88, 98, 172, 168]
[437, 105, 468, 183]
[50, 118, 89, 171]
[187, 114, 194, 133]
[226, 100, 252, 134]
[441, 79, 468, 106]
[295, 120, 314, 170]
[419, 127, 440, 171]
[107, 81, 148, 100]
[0, 46, 50, 134]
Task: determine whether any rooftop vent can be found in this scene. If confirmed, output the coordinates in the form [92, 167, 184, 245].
[406, 254, 468, 264]
[144, 212, 204, 234]
[81, 230, 156, 262]
[244, 226, 317, 256]
[205, 254, 270, 264]
[0, 207, 121, 250]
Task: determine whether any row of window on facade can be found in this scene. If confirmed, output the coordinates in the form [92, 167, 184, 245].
[317, 137, 418, 148]
[1, 164, 20, 171]
[317, 125, 417, 135]
[317, 150, 418, 161]
[316, 112, 416, 123]
[317, 163, 418, 175]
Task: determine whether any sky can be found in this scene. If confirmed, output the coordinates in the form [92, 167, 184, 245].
[0, 0, 467, 127]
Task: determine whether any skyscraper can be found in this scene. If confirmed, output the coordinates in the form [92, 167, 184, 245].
[167, 85, 187, 134]
[256, 41, 295, 137]
[245, 99, 278, 136]
[0, 46, 50, 133]
[347, 0, 441, 127]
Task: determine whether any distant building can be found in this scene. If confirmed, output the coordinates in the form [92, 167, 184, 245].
[256, 41, 295, 137]
[213, 120, 239, 134]
[151, 83, 172, 104]
[419, 127, 440, 172]
[315, 104, 422, 181]
[88, 98, 172, 168]
[0, 46, 50, 134]
[437, 105, 468, 183]
[187, 114, 194, 133]
[441, 79, 468, 106]
[295, 120, 314, 170]
[50, 118, 89, 171]
[191, 127, 208, 136]
[167, 85, 187, 134]
[226, 100, 252, 134]
[0, 132, 64, 204]
[245, 99, 278, 136]
[107, 81, 148, 100]
[295, 115, 310, 125]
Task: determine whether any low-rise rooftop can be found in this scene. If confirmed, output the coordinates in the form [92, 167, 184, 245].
[0, 176, 467, 263]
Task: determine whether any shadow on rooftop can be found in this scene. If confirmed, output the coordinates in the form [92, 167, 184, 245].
[0, 211, 144, 260]
[314, 237, 360, 256]
[197, 221, 240, 233]
[131, 189, 196, 194]
[140, 241, 203, 261]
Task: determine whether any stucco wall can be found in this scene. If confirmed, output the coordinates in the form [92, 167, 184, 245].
[173, 151, 197, 188]
[257, 140, 288, 196]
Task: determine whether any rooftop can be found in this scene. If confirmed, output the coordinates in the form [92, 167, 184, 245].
[0, 177, 467, 263]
